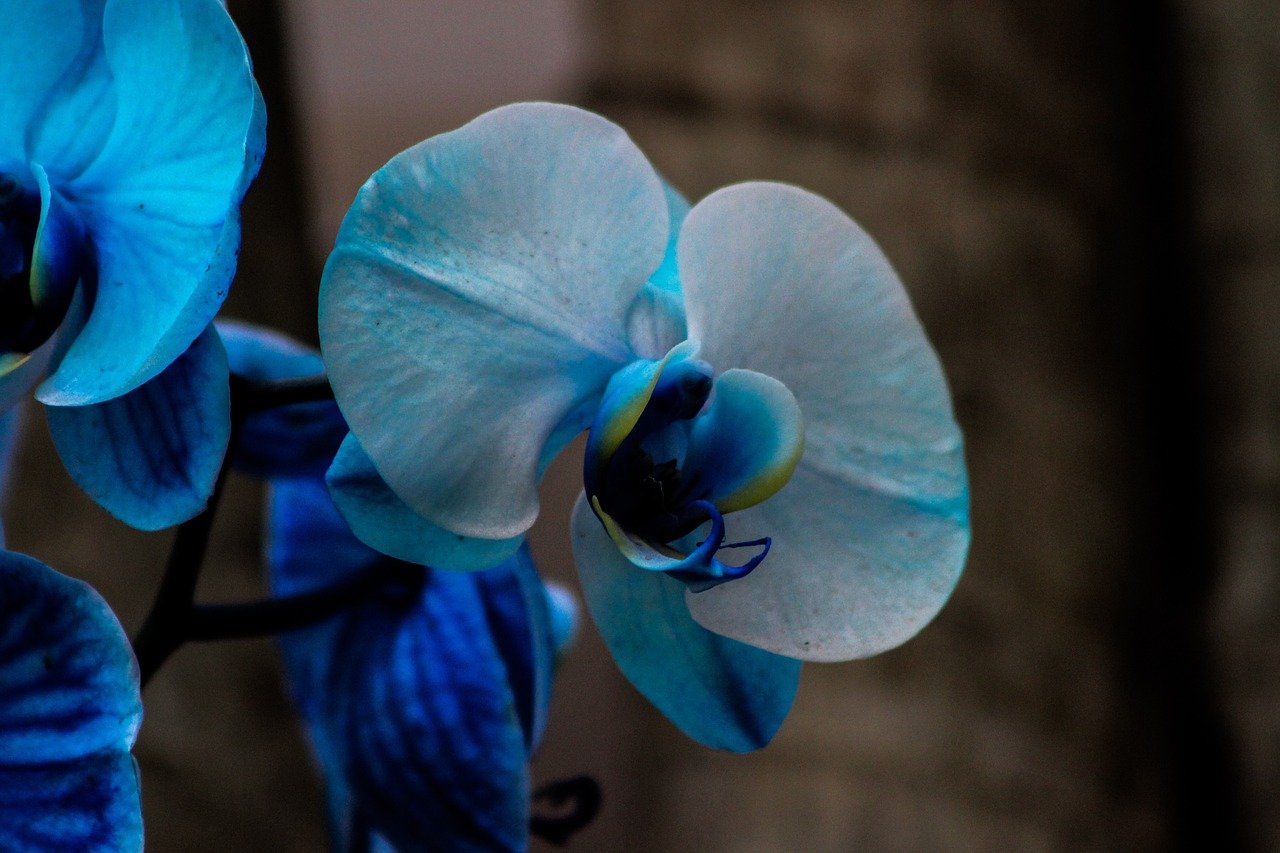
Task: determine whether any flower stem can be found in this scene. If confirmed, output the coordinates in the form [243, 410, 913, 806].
[131, 372, 337, 687]
[186, 561, 421, 642]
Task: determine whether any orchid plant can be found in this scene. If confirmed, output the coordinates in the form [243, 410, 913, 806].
[0, 2, 969, 850]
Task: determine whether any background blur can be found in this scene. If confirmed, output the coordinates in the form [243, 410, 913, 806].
[5, 0, 1280, 849]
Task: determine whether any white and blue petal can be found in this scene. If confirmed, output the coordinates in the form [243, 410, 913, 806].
[678, 182, 969, 661]
[0, 551, 142, 851]
[626, 180, 690, 359]
[571, 495, 800, 751]
[320, 102, 669, 540]
[38, 0, 263, 405]
[47, 324, 230, 530]
[217, 321, 347, 478]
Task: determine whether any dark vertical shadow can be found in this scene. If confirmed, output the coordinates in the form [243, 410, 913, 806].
[1107, 3, 1248, 849]
[226, 0, 322, 344]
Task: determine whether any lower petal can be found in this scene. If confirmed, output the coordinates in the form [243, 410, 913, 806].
[685, 463, 970, 662]
[46, 324, 230, 530]
[571, 494, 800, 752]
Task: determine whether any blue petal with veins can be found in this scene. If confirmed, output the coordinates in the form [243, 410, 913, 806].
[0, 551, 142, 851]
[270, 475, 568, 851]
[46, 324, 230, 530]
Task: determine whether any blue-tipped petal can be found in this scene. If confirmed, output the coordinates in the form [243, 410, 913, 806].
[583, 340, 700, 493]
[326, 434, 523, 571]
[570, 495, 800, 751]
[320, 102, 669, 540]
[39, 0, 263, 405]
[217, 321, 347, 478]
[47, 324, 231, 530]
[0, 551, 142, 851]
[677, 183, 969, 661]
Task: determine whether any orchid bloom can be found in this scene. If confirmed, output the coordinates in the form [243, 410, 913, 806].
[0, 0, 263, 530]
[319, 102, 969, 750]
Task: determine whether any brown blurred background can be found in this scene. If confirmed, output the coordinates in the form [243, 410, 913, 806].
[5, 0, 1280, 849]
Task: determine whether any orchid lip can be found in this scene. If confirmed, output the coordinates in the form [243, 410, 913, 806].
[585, 344, 802, 590]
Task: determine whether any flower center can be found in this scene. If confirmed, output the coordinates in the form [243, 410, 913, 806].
[584, 343, 804, 591]
[0, 168, 84, 372]
[0, 175, 43, 354]
[592, 356, 714, 544]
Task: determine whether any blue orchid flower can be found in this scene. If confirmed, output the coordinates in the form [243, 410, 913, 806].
[318, 102, 969, 751]
[269, 474, 573, 852]
[0, 0, 263, 530]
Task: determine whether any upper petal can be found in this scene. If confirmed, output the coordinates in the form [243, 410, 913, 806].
[38, 0, 263, 405]
[320, 102, 669, 539]
[0, 0, 104, 162]
[677, 183, 969, 660]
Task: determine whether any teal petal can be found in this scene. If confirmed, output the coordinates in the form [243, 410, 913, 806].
[570, 495, 800, 751]
[326, 434, 523, 571]
[646, 179, 691, 296]
[677, 183, 969, 661]
[0, 283, 88, 413]
[320, 102, 668, 540]
[47, 324, 230, 530]
[26, 0, 115, 180]
[0, 0, 103, 161]
[38, 0, 263, 405]
[0, 551, 142, 851]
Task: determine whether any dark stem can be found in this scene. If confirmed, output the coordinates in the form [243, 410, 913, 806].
[131, 373, 336, 686]
[186, 562, 421, 642]
[239, 374, 334, 413]
[131, 428, 237, 686]
[529, 776, 602, 846]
